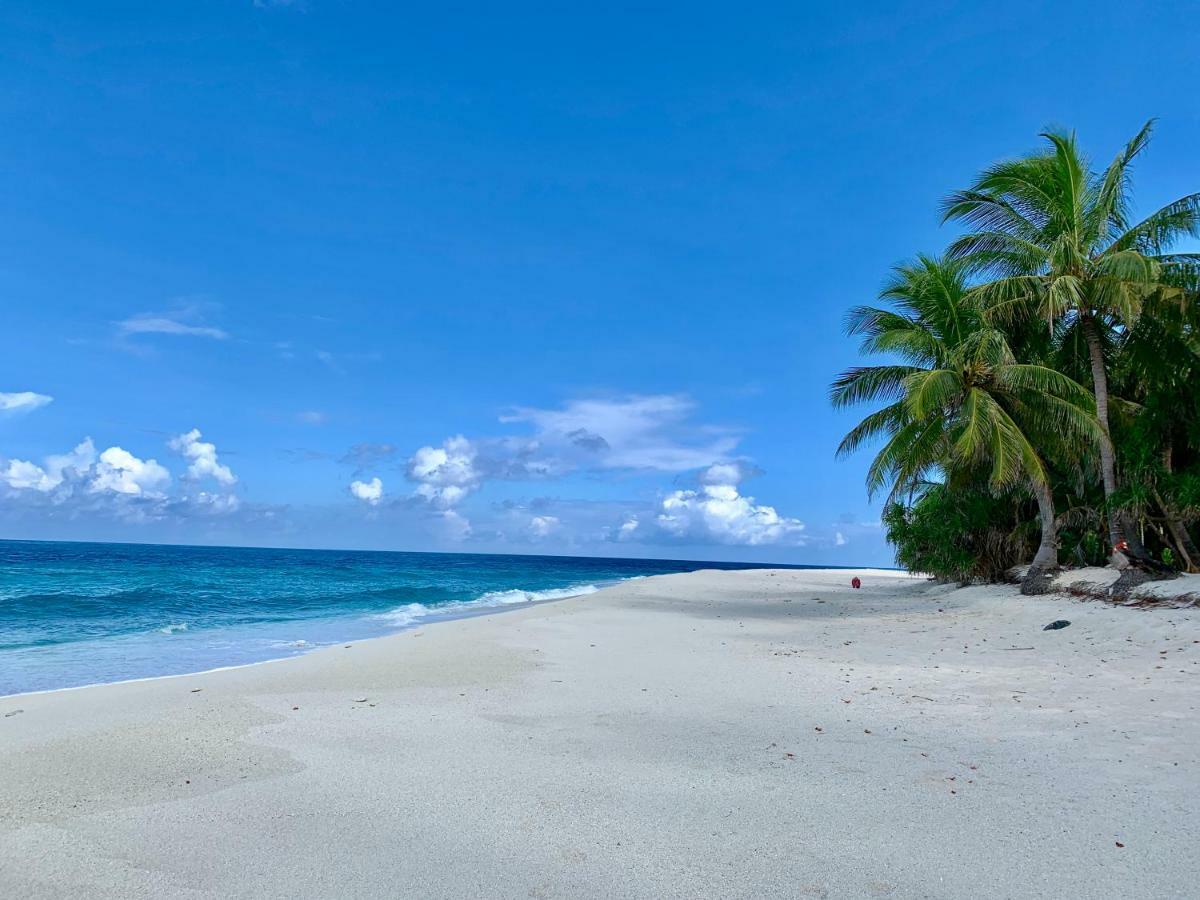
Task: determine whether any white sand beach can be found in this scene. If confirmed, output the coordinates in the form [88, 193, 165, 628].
[1, 567, 1197, 899]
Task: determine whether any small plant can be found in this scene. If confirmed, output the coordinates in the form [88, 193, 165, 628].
[1162, 548, 1176, 569]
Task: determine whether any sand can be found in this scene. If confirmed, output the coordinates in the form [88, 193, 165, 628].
[1, 567, 1197, 899]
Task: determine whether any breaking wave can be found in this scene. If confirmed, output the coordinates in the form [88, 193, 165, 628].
[376, 582, 601, 628]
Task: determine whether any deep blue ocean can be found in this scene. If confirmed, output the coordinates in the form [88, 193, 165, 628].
[0, 540, 815, 696]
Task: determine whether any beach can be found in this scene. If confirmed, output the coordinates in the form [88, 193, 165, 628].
[1, 567, 1197, 899]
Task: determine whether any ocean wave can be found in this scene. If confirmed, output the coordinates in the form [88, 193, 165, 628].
[375, 582, 600, 628]
[159, 622, 189, 635]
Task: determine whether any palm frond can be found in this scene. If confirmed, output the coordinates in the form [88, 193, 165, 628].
[836, 401, 909, 459]
[905, 369, 962, 420]
[1106, 193, 1200, 255]
[829, 365, 922, 408]
[1092, 119, 1154, 239]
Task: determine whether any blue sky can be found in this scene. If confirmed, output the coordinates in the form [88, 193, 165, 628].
[1, 1, 1196, 563]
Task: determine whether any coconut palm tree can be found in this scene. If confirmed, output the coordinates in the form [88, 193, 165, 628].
[831, 255, 1103, 592]
[1111, 288, 1200, 570]
[941, 121, 1200, 560]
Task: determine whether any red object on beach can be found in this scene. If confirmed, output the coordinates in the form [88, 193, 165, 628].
[851, 577, 861, 589]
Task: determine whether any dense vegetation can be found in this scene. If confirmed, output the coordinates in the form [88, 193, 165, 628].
[832, 123, 1200, 591]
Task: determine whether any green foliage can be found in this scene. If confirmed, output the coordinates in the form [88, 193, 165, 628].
[882, 484, 1031, 583]
[832, 121, 1200, 576]
[1057, 528, 1106, 567]
[831, 256, 1099, 503]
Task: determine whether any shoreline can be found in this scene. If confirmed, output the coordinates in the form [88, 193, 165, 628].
[0, 579, 618, 702]
[0, 568, 907, 702]
[3, 566, 1195, 898]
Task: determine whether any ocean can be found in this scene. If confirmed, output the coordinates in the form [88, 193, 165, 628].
[0, 540, 813, 696]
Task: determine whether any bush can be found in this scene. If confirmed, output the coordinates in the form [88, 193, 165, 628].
[884, 483, 1030, 584]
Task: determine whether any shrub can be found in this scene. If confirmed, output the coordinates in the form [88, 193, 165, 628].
[884, 483, 1030, 584]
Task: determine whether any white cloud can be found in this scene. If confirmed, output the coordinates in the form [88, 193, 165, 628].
[835, 531, 847, 546]
[0, 391, 53, 415]
[1, 438, 97, 492]
[406, 436, 481, 509]
[503, 394, 739, 472]
[2, 458, 57, 491]
[186, 491, 242, 514]
[528, 515, 560, 538]
[90, 446, 171, 497]
[392, 395, 807, 548]
[1, 441, 170, 500]
[403, 437, 481, 540]
[0, 435, 265, 525]
[169, 429, 237, 486]
[117, 315, 228, 340]
[435, 509, 472, 541]
[350, 477, 383, 505]
[652, 463, 805, 546]
[297, 410, 327, 425]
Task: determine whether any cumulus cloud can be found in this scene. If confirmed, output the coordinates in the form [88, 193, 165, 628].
[528, 515, 560, 538]
[1, 458, 55, 491]
[1, 438, 96, 493]
[435, 509, 472, 541]
[0, 432, 288, 534]
[626, 463, 805, 547]
[406, 436, 481, 509]
[394, 395, 779, 545]
[350, 477, 383, 506]
[169, 429, 237, 486]
[91, 446, 171, 497]
[400, 394, 743, 524]
[835, 531, 847, 546]
[0, 391, 53, 415]
[1, 438, 169, 499]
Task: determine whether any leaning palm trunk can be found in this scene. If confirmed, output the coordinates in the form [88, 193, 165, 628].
[1158, 449, 1200, 572]
[1162, 511, 1199, 572]
[1081, 315, 1149, 560]
[1021, 477, 1060, 595]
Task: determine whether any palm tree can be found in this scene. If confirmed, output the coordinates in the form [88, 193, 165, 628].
[831, 255, 1103, 592]
[1113, 289, 1200, 570]
[941, 121, 1200, 560]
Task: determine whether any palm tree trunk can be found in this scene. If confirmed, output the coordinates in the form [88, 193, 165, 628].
[1165, 519, 1199, 572]
[1021, 477, 1059, 595]
[1158, 448, 1199, 572]
[1080, 315, 1147, 559]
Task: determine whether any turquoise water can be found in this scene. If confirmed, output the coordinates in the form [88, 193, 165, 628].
[0, 540, 814, 696]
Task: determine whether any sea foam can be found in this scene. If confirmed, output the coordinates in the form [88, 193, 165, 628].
[376, 583, 600, 628]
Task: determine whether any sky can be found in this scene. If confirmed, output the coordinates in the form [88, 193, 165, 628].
[1, 1, 1197, 564]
